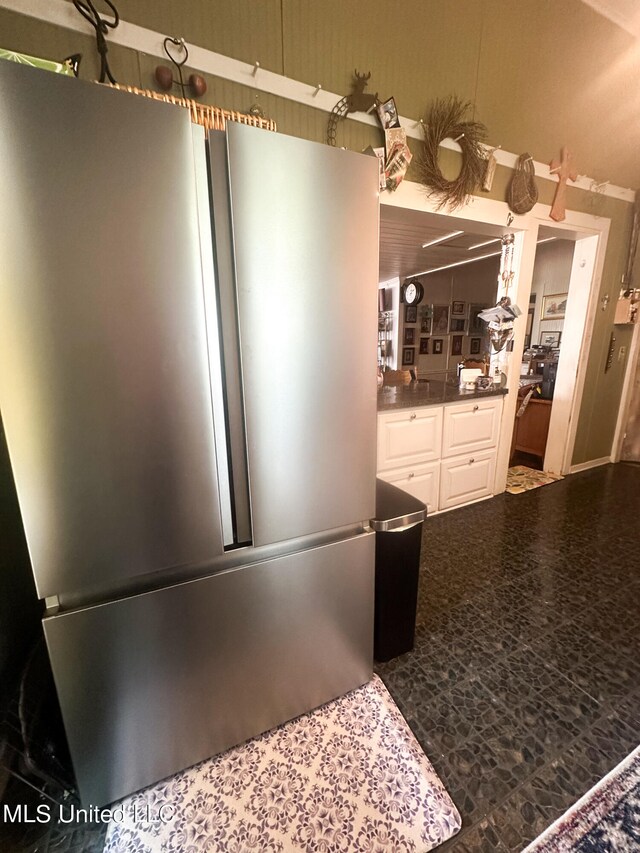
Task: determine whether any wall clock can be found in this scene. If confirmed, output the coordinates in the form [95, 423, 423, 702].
[401, 279, 424, 306]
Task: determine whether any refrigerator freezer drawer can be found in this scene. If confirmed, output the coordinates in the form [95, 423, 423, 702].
[44, 533, 374, 806]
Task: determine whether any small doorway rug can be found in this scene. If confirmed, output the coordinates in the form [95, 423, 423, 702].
[506, 465, 564, 494]
[524, 744, 640, 852]
[103, 674, 461, 852]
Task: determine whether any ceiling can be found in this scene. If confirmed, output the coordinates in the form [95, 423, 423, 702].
[378, 209, 578, 286]
[580, 0, 640, 37]
[378, 206, 509, 284]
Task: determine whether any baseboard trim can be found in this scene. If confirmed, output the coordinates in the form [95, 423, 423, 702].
[430, 494, 494, 516]
[569, 457, 611, 474]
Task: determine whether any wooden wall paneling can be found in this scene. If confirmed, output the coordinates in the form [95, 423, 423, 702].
[60, 0, 286, 74]
[281, 0, 482, 120]
[476, 0, 640, 189]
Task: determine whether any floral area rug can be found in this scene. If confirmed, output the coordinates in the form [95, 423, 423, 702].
[103, 674, 461, 852]
[524, 744, 640, 852]
[506, 465, 564, 494]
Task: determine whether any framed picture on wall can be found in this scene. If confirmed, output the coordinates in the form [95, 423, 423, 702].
[451, 335, 463, 356]
[419, 337, 429, 354]
[405, 305, 417, 323]
[432, 305, 449, 334]
[470, 337, 482, 355]
[420, 315, 432, 334]
[540, 331, 561, 347]
[542, 292, 568, 320]
[377, 96, 400, 129]
[402, 347, 415, 365]
[450, 318, 466, 333]
[404, 327, 415, 345]
[432, 339, 443, 355]
[452, 301, 466, 316]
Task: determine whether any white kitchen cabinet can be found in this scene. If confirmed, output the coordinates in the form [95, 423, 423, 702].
[439, 449, 496, 511]
[377, 461, 440, 515]
[377, 395, 503, 514]
[442, 398, 501, 459]
[376, 407, 443, 473]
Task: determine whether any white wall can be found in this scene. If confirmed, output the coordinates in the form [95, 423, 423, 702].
[530, 240, 575, 347]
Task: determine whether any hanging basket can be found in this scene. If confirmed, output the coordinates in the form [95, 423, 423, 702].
[507, 153, 538, 214]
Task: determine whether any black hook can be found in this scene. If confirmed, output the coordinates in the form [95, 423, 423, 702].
[73, 0, 119, 84]
[163, 37, 188, 99]
[155, 38, 207, 99]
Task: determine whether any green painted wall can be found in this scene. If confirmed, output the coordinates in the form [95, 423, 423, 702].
[1, 1, 636, 465]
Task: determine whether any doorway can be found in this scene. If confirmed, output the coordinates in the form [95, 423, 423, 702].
[379, 182, 610, 490]
[509, 225, 604, 479]
[510, 236, 575, 471]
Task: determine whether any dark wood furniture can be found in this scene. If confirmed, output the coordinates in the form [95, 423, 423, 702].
[511, 394, 552, 463]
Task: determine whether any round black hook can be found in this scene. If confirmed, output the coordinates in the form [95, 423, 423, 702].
[163, 37, 189, 98]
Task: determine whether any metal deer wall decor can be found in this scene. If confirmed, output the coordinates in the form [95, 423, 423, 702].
[327, 71, 379, 146]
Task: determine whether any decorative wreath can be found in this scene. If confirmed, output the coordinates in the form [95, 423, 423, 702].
[418, 96, 487, 210]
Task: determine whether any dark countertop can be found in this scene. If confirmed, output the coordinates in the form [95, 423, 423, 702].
[377, 379, 508, 411]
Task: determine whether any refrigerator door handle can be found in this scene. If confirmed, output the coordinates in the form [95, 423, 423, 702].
[207, 131, 253, 546]
[191, 126, 234, 546]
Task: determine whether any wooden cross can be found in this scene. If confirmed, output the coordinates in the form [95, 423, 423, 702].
[549, 147, 577, 222]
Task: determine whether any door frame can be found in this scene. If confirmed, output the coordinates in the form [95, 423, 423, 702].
[542, 231, 603, 474]
[612, 320, 640, 460]
[381, 181, 611, 489]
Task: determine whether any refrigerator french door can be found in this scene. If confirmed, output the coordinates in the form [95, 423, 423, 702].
[0, 60, 379, 806]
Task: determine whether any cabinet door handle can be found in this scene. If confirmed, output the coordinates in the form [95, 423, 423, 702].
[409, 412, 416, 420]
[408, 472, 415, 478]
[473, 405, 479, 412]
[469, 457, 475, 464]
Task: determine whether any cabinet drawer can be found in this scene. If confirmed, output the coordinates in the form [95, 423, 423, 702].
[377, 461, 439, 515]
[442, 399, 501, 458]
[439, 450, 496, 511]
[377, 407, 443, 472]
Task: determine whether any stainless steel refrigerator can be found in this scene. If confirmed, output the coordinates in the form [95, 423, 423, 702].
[0, 60, 379, 806]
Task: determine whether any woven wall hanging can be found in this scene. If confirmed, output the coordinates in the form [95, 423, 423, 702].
[418, 96, 487, 210]
[507, 153, 538, 214]
[110, 84, 276, 134]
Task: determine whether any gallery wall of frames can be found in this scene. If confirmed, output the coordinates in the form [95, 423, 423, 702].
[395, 255, 498, 375]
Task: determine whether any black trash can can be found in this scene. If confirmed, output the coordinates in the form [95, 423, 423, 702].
[370, 479, 427, 662]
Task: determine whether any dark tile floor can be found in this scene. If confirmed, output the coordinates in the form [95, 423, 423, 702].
[375, 462, 640, 851]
